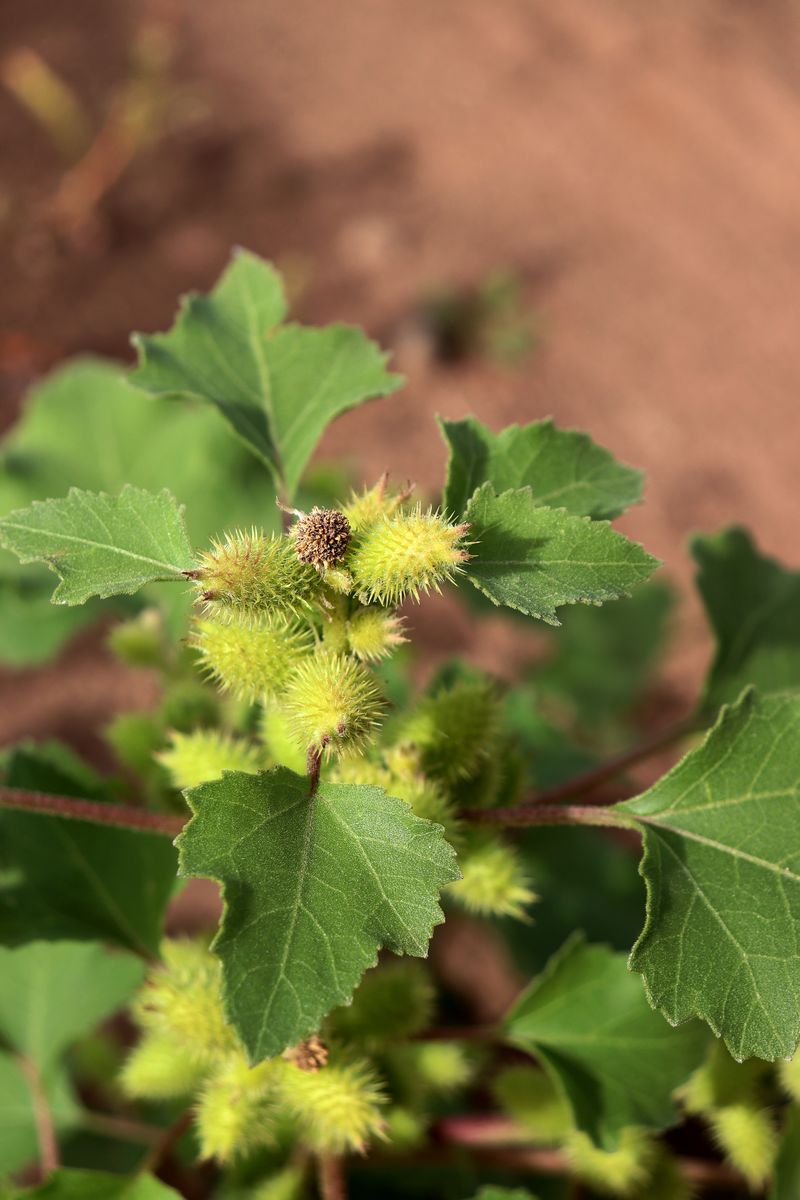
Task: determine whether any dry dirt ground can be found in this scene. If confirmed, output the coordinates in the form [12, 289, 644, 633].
[2, 0, 800, 753]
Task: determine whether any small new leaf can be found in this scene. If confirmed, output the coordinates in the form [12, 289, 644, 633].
[692, 527, 800, 711]
[132, 249, 403, 496]
[177, 768, 458, 1062]
[618, 688, 800, 1061]
[465, 484, 658, 625]
[0, 485, 193, 605]
[440, 415, 643, 519]
[504, 936, 708, 1149]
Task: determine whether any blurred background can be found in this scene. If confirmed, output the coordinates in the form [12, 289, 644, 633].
[1, 0, 800, 762]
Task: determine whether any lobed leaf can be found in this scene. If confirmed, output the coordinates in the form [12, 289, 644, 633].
[0, 485, 193, 606]
[692, 527, 800, 711]
[464, 484, 659, 625]
[0, 746, 177, 956]
[177, 767, 458, 1062]
[505, 935, 707, 1149]
[21, 1171, 181, 1198]
[440, 415, 643, 519]
[618, 688, 800, 1061]
[132, 248, 403, 497]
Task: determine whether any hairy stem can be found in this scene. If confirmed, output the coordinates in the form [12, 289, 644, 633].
[0, 786, 185, 836]
[18, 1054, 59, 1177]
[464, 802, 631, 830]
[429, 1115, 744, 1191]
[82, 1110, 162, 1146]
[317, 1154, 347, 1200]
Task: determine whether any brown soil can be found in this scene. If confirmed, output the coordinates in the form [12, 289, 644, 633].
[2, 0, 800, 746]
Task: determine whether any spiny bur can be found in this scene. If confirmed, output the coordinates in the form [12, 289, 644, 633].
[399, 677, 499, 786]
[347, 606, 407, 662]
[120, 1032, 209, 1100]
[566, 1128, 656, 1198]
[188, 530, 321, 620]
[158, 729, 265, 791]
[192, 613, 313, 702]
[326, 961, 435, 1047]
[196, 1054, 278, 1163]
[284, 651, 385, 760]
[291, 506, 352, 569]
[274, 1056, 386, 1153]
[709, 1103, 777, 1189]
[348, 504, 470, 605]
[447, 831, 536, 920]
[342, 474, 412, 534]
[106, 608, 164, 668]
[778, 1048, 800, 1102]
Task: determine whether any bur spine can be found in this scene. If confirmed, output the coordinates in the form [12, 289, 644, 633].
[348, 505, 470, 605]
[192, 613, 313, 702]
[283, 652, 385, 760]
[189, 530, 321, 619]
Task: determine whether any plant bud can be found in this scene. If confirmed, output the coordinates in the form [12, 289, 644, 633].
[192, 613, 313, 702]
[411, 1041, 476, 1094]
[284, 652, 385, 760]
[384, 1106, 426, 1150]
[347, 607, 407, 662]
[274, 1056, 386, 1153]
[158, 729, 264, 791]
[448, 832, 535, 920]
[188, 530, 321, 620]
[158, 679, 219, 731]
[283, 1034, 329, 1073]
[348, 505, 470, 605]
[710, 1103, 777, 1188]
[292, 507, 351, 569]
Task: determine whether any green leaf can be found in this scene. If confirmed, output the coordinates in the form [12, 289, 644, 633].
[465, 484, 659, 626]
[177, 767, 458, 1061]
[0, 573, 100, 666]
[692, 527, 800, 711]
[536, 581, 674, 724]
[440, 415, 643, 519]
[0, 485, 193, 606]
[0, 745, 177, 956]
[20, 1170, 181, 1199]
[772, 1107, 800, 1200]
[504, 935, 708, 1148]
[0, 941, 143, 1069]
[618, 688, 800, 1061]
[132, 249, 402, 496]
[0, 1055, 78, 1175]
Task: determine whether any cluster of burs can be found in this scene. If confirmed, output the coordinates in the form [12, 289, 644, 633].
[120, 477, 537, 1176]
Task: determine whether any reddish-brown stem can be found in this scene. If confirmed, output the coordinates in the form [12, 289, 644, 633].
[82, 1110, 162, 1147]
[307, 746, 324, 798]
[317, 1154, 347, 1200]
[465, 802, 630, 830]
[0, 787, 185, 836]
[18, 1054, 59, 1177]
[139, 1109, 193, 1176]
[432, 1114, 743, 1191]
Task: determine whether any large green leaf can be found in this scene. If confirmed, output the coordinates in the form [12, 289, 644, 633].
[692, 527, 800, 710]
[178, 767, 458, 1061]
[465, 485, 658, 625]
[0, 1055, 78, 1175]
[618, 688, 800, 1061]
[0, 746, 177, 956]
[0, 485, 193, 605]
[504, 936, 708, 1148]
[440, 416, 643, 519]
[132, 249, 402, 497]
[0, 941, 143, 1069]
[21, 1171, 181, 1198]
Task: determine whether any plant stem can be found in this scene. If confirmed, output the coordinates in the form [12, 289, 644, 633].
[139, 1109, 193, 1176]
[18, 1054, 59, 1177]
[529, 715, 700, 805]
[465, 802, 630, 830]
[0, 786, 185, 836]
[431, 1115, 743, 1191]
[82, 1110, 163, 1146]
[317, 1154, 347, 1200]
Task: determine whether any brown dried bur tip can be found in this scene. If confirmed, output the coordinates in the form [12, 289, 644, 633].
[283, 1034, 329, 1073]
[293, 507, 352, 571]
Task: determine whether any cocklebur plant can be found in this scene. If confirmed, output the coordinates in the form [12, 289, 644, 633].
[3, 252, 800, 1199]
